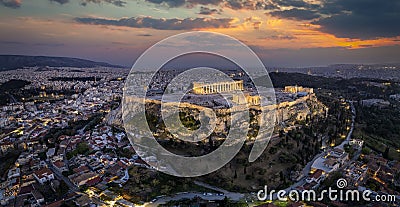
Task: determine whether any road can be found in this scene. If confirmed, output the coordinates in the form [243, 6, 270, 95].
[143, 181, 244, 206]
[47, 161, 79, 192]
[145, 192, 227, 207]
[337, 100, 356, 150]
[194, 181, 244, 200]
[7, 93, 17, 104]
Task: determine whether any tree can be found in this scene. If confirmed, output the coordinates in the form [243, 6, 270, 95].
[362, 147, 371, 155]
[383, 146, 390, 159]
[57, 181, 70, 197]
[76, 142, 89, 154]
[220, 196, 230, 206]
[38, 151, 47, 160]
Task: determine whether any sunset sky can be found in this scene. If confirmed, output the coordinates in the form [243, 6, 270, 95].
[1, 0, 399, 67]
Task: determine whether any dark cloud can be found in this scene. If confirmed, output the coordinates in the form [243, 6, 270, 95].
[269, 8, 320, 20]
[264, 34, 297, 40]
[313, 0, 400, 39]
[146, 0, 223, 7]
[314, 14, 400, 39]
[264, 0, 400, 39]
[144, 0, 281, 10]
[263, 2, 279, 10]
[80, 0, 126, 7]
[273, 0, 320, 9]
[146, 0, 185, 7]
[198, 6, 220, 15]
[252, 21, 261, 29]
[109, 0, 126, 7]
[224, 0, 268, 10]
[225, 0, 242, 9]
[137, 33, 153, 36]
[75, 16, 234, 30]
[0, 0, 21, 8]
[320, 0, 399, 15]
[188, 0, 222, 5]
[50, 0, 69, 4]
[245, 17, 262, 29]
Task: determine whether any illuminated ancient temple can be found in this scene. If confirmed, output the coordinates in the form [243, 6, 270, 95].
[193, 80, 244, 95]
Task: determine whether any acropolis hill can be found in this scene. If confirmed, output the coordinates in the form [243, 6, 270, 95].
[120, 83, 328, 142]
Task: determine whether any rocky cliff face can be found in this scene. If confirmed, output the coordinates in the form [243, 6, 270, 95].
[106, 94, 326, 139]
[105, 105, 123, 127]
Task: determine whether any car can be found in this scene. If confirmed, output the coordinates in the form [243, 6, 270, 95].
[150, 198, 157, 203]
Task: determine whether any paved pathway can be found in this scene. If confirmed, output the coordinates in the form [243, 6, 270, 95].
[47, 161, 79, 192]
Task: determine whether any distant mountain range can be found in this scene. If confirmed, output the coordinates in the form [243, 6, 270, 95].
[0, 55, 123, 71]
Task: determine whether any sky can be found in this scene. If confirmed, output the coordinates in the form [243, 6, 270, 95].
[0, 0, 400, 67]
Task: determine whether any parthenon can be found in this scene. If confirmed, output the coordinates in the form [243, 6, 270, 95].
[193, 80, 244, 95]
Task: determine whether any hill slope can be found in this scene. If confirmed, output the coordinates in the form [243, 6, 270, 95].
[0, 55, 123, 71]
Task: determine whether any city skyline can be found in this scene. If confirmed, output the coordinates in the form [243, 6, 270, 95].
[1, 0, 400, 67]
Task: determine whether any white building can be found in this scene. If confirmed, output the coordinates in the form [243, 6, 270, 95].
[389, 94, 400, 101]
[7, 168, 20, 179]
[33, 168, 54, 184]
[361, 99, 390, 108]
[46, 148, 56, 159]
[349, 139, 364, 150]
